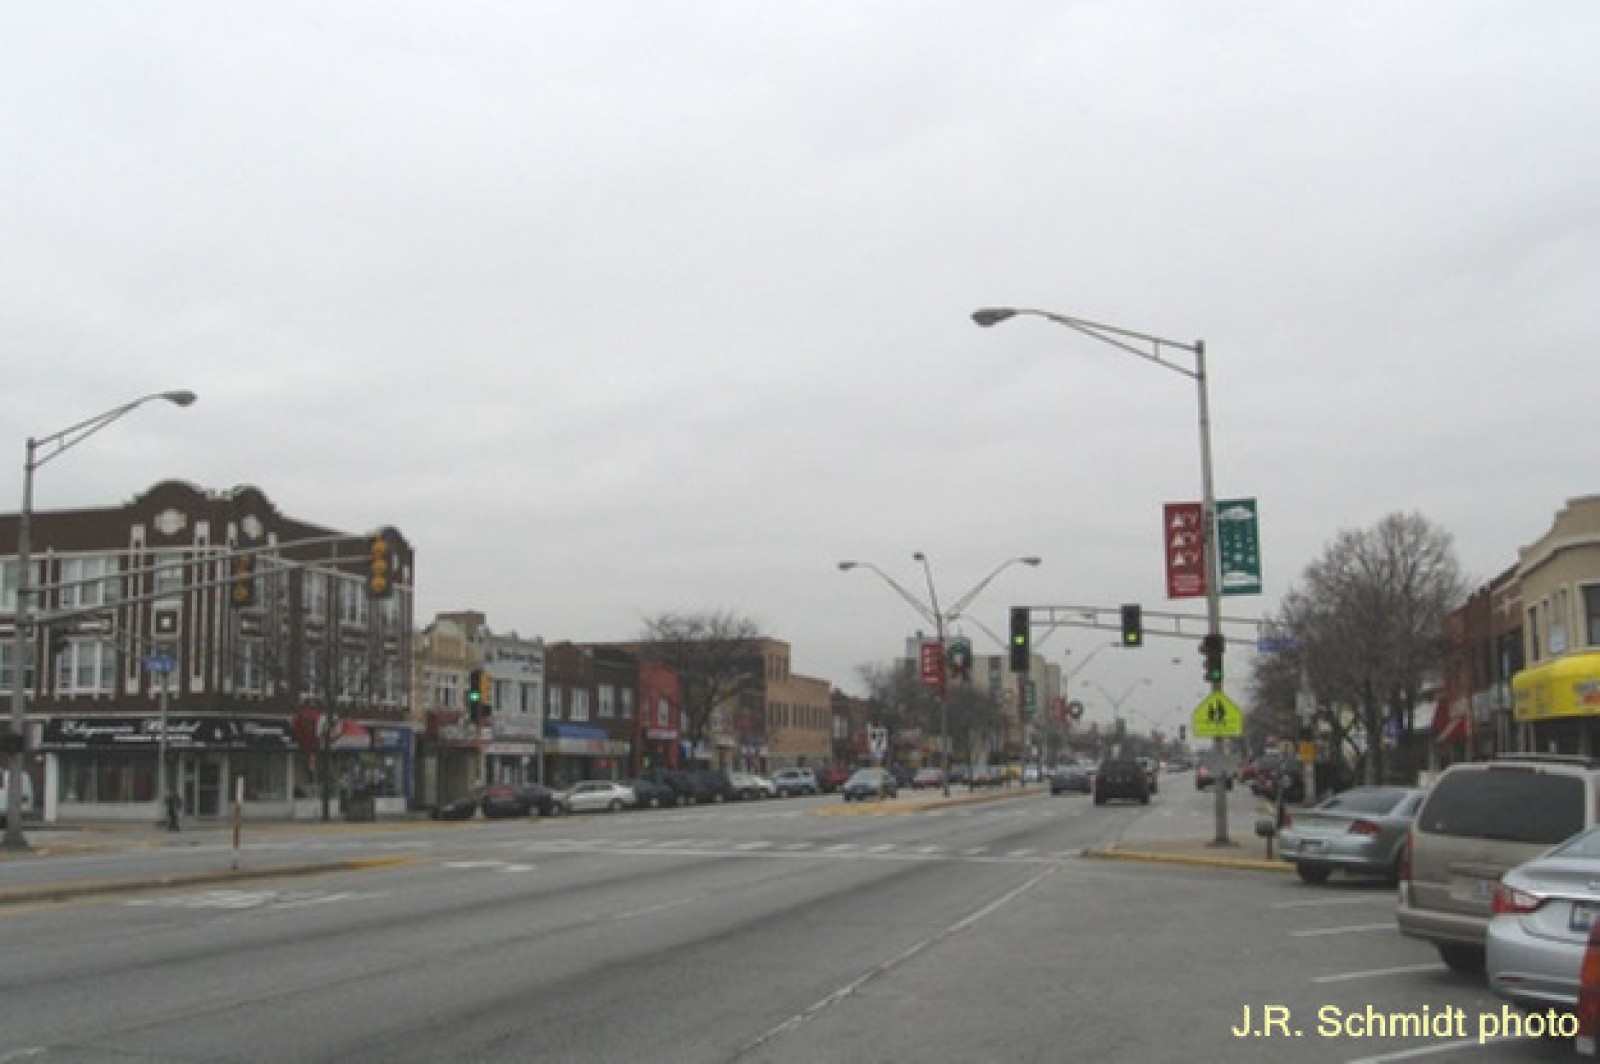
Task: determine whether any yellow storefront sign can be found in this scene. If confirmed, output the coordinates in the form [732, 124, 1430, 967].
[1512, 652, 1600, 722]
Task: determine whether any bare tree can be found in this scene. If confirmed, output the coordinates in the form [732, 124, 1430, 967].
[1254, 513, 1467, 785]
[636, 610, 765, 762]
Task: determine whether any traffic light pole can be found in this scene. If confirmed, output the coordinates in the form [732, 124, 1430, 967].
[973, 308, 1231, 846]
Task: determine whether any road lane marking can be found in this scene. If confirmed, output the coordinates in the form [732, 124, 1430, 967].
[734, 864, 1061, 1058]
[1313, 963, 1443, 983]
[1290, 922, 1395, 937]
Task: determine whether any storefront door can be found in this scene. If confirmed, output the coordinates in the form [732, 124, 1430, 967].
[197, 756, 225, 818]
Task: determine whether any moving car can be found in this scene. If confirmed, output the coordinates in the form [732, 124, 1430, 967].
[1051, 764, 1091, 795]
[1275, 785, 1422, 885]
[1398, 754, 1600, 974]
[1487, 825, 1600, 1012]
[840, 768, 898, 801]
[772, 768, 820, 797]
[480, 782, 557, 818]
[911, 768, 946, 790]
[1094, 759, 1150, 805]
[555, 780, 638, 814]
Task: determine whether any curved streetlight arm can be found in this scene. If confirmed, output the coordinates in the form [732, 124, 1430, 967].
[837, 561, 936, 628]
[28, 390, 198, 474]
[1065, 641, 1119, 680]
[973, 308, 1201, 381]
[1089, 677, 1152, 713]
[944, 555, 1041, 622]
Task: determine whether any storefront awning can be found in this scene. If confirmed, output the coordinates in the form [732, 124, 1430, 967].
[545, 722, 629, 757]
[1513, 652, 1600, 723]
[546, 723, 609, 741]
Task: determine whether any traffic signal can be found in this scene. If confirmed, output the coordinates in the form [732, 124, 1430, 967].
[231, 552, 257, 609]
[367, 528, 397, 599]
[1120, 604, 1143, 647]
[466, 668, 484, 721]
[1201, 634, 1225, 685]
[1009, 607, 1030, 672]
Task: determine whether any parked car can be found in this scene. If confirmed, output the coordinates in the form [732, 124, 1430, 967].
[555, 780, 638, 814]
[1196, 763, 1233, 790]
[624, 777, 679, 809]
[948, 765, 971, 786]
[480, 782, 556, 818]
[690, 769, 737, 803]
[1094, 759, 1151, 805]
[1487, 824, 1600, 1012]
[969, 767, 1001, 789]
[772, 768, 820, 797]
[642, 769, 700, 805]
[1274, 785, 1422, 885]
[432, 792, 481, 821]
[1251, 760, 1306, 802]
[1398, 754, 1600, 974]
[841, 768, 898, 801]
[816, 766, 852, 793]
[729, 772, 773, 800]
[912, 768, 945, 790]
[1051, 764, 1092, 795]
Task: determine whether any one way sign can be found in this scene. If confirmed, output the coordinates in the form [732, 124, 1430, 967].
[1191, 691, 1243, 738]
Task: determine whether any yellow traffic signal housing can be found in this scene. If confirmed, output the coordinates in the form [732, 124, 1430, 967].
[231, 552, 257, 609]
[367, 529, 396, 599]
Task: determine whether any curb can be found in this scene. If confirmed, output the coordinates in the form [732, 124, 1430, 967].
[1084, 844, 1291, 872]
[0, 854, 417, 907]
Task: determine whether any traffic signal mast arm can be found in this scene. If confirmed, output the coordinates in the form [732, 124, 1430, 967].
[1028, 603, 1263, 646]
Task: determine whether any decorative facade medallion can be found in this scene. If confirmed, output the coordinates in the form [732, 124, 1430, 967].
[153, 508, 188, 537]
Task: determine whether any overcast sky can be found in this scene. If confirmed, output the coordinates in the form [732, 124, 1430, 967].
[4, 2, 1596, 737]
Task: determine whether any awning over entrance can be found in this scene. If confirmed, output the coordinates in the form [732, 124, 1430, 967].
[1513, 652, 1600, 723]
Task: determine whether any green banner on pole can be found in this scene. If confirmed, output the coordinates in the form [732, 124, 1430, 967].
[1216, 498, 1262, 596]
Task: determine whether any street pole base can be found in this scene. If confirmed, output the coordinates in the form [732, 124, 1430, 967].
[1, 829, 31, 853]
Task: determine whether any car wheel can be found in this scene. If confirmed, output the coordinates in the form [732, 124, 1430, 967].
[1296, 864, 1333, 885]
[1094, 795, 1106, 806]
[1436, 944, 1485, 975]
[1140, 795, 1150, 805]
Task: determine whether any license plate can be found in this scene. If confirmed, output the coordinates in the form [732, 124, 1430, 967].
[1451, 875, 1496, 903]
[1301, 840, 1328, 855]
[1572, 904, 1600, 933]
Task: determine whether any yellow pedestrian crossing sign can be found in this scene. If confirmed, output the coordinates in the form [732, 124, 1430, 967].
[1192, 691, 1243, 738]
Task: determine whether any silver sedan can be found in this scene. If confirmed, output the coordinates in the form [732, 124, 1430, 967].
[556, 780, 638, 814]
[1276, 785, 1423, 885]
[1487, 825, 1600, 1011]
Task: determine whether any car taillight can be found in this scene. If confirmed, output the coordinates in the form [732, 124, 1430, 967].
[1491, 883, 1543, 915]
[1348, 819, 1381, 837]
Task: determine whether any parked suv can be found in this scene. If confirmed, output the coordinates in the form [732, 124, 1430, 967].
[772, 768, 820, 797]
[1397, 754, 1600, 973]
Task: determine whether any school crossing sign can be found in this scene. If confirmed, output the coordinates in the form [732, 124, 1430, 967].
[1192, 690, 1244, 739]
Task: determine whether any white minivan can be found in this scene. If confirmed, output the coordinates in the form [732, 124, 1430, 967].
[0, 768, 36, 815]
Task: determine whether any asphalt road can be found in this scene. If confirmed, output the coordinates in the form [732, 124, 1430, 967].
[0, 780, 1577, 1062]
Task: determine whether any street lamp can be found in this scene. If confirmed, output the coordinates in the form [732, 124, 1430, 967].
[5, 390, 197, 851]
[839, 553, 1040, 797]
[974, 305, 1232, 845]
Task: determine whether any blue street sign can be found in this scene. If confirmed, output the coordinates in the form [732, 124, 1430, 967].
[143, 655, 176, 674]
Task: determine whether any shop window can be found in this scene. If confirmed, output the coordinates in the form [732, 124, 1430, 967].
[1585, 585, 1600, 648]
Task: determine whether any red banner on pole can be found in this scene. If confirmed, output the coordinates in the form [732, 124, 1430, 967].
[918, 640, 946, 693]
[1164, 502, 1207, 599]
